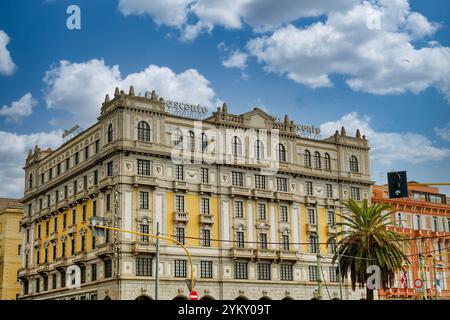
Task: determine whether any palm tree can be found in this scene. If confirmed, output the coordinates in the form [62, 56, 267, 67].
[329, 199, 410, 300]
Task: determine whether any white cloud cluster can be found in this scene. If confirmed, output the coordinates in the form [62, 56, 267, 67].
[320, 112, 450, 165]
[43, 59, 217, 127]
[435, 123, 450, 142]
[0, 30, 16, 75]
[0, 130, 62, 197]
[0, 93, 37, 122]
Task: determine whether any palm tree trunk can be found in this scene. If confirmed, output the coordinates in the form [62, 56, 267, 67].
[366, 287, 374, 300]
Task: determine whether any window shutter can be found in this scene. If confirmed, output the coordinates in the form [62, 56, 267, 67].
[421, 215, 427, 230]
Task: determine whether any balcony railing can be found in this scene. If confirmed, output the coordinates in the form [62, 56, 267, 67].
[327, 224, 338, 234]
[68, 225, 77, 234]
[252, 189, 274, 199]
[199, 183, 213, 193]
[95, 242, 114, 258]
[306, 224, 317, 233]
[255, 248, 278, 261]
[173, 180, 188, 191]
[199, 214, 214, 225]
[274, 191, 294, 202]
[305, 196, 317, 205]
[173, 212, 189, 223]
[133, 175, 158, 187]
[230, 247, 255, 260]
[278, 250, 299, 261]
[132, 241, 156, 254]
[229, 186, 251, 197]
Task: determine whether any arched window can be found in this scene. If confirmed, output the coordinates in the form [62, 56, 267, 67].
[188, 131, 195, 150]
[349, 155, 359, 173]
[278, 144, 286, 162]
[324, 153, 331, 170]
[304, 150, 311, 167]
[254, 140, 264, 160]
[201, 133, 208, 151]
[173, 129, 183, 147]
[308, 235, 318, 253]
[29, 174, 33, 189]
[137, 121, 151, 142]
[314, 152, 321, 168]
[107, 124, 113, 143]
[232, 136, 242, 156]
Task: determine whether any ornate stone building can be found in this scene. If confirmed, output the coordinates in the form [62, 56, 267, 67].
[18, 87, 372, 300]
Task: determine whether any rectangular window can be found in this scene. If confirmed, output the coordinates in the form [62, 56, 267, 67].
[84, 146, 89, 161]
[93, 200, 97, 217]
[80, 266, 86, 284]
[81, 235, 86, 252]
[48, 169, 53, 180]
[176, 227, 185, 245]
[280, 264, 293, 281]
[255, 175, 266, 189]
[75, 152, 79, 165]
[52, 273, 57, 290]
[73, 180, 78, 195]
[106, 193, 111, 211]
[308, 235, 318, 253]
[18, 244, 21, 256]
[351, 187, 361, 201]
[65, 158, 70, 171]
[91, 264, 97, 281]
[200, 261, 213, 278]
[136, 257, 152, 276]
[71, 237, 75, 256]
[63, 214, 67, 229]
[43, 276, 48, 291]
[236, 231, 244, 248]
[46, 221, 50, 236]
[175, 195, 185, 212]
[327, 211, 336, 226]
[24, 280, 29, 295]
[306, 181, 313, 196]
[60, 271, 66, 288]
[137, 159, 151, 176]
[36, 249, 40, 265]
[257, 263, 271, 280]
[82, 205, 87, 222]
[56, 163, 61, 176]
[139, 224, 149, 242]
[39, 198, 43, 211]
[201, 229, 211, 247]
[53, 216, 58, 233]
[259, 233, 268, 249]
[38, 224, 41, 239]
[94, 170, 98, 185]
[232, 172, 244, 187]
[55, 190, 59, 203]
[280, 206, 288, 222]
[277, 177, 287, 192]
[201, 168, 209, 183]
[104, 260, 112, 278]
[282, 234, 290, 251]
[201, 198, 210, 215]
[95, 140, 100, 153]
[234, 262, 248, 279]
[174, 260, 187, 277]
[36, 278, 40, 293]
[326, 184, 333, 198]
[61, 241, 66, 258]
[175, 165, 184, 180]
[307, 208, 316, 225]
[44, 247, 48, 263]
[92, 235, 96, 250]
[139, 191, 149, 209]
[257, 203, 266, 220]
[235, 201, 244, 218]
[41, 173, 45, 185]
[64, 186, 68, 199]
[72, 208, 76, 225]
[83, 175, 88, 190]
[309, 266, 318, 281]
[329, 267, 339, 282]
[107, 161, 113, 176]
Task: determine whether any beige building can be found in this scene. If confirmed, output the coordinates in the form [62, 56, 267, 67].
[18, 87, 373, 300]
[0, 198, 23, 299]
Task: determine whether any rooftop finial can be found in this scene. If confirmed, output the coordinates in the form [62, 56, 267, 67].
[114, 87, 120, 97]
[222, 102, 228, 114]
[341, 126, 346, 136]
[151, 90, 157, 100]
[284, 114, 289, 124]
[356, 129, 361, 139]
[104, 94, 110, 103]
[129, 86, 135, 96]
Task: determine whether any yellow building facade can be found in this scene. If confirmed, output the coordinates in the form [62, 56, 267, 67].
[0, 198, 23, 299]
[18, 87, 372, 300]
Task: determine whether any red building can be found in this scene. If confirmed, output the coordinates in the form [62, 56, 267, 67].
[372, 184, 450, 299]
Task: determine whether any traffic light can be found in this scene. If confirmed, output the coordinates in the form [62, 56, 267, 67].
[90, 216, 106, 237]
[387, 171, 408, 198]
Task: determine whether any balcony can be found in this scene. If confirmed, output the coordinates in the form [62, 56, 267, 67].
[96, 242, 114, 259]
[230, 247, 255, 260]
[325, 198, 336, 207]
[173, 211, 189, 223]
[278, 250, 299, 261]
[252, 189, 274, 199]
[255, 248, 278, 261]
[173, 180, 188, 191]
[229, 186, 251, 197]
[99, 177, 114, 190]
[199, 183, 213, 194]
[305, 196, 317, 205]
[57, 199, 69, 211]
[50, 232, 58, 241]
[306, 224, 318, 233]
[133, 175, 158, 187]
[54, 257, 67, 270]
[132, 241, 156, 254]
[89, 185, 99, 195]
[74, 251, 87, 265]
[37, 263, 49, 274]
[40, 208, 51, 219]
[274, 191, 294, 202]
[68, 224, 77, 234]
[76, 190, 90, 202]
[33, 238, 41, 247]
[17, 267, 29, 279]
[199, 214, 214, 225]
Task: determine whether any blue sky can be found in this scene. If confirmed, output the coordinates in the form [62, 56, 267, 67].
[0, 0, 449, 197]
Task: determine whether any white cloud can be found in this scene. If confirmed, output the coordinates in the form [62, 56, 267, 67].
[247, 1, 450, 102]
[118, 0, 193, 27]
[0, 130, 62, 198]
[222, 50, 249, 70]
[320, 112, 450, 165]
[0, 93, 37, 122]
[0, 30, 16, 75]
[43, 59, 218, 127]
[435, 123, 450, 142]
